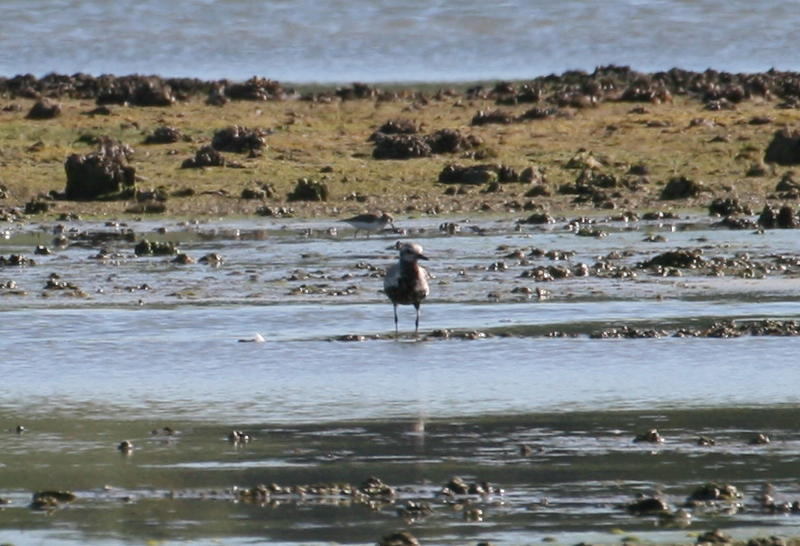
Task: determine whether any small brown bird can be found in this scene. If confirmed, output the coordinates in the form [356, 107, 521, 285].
[341, 212, 394, 238]
[384, 243, 430, 338]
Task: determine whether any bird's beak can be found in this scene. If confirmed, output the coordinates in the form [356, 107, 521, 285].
[418, 253, 429, 260]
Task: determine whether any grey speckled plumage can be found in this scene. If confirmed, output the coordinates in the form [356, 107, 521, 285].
[384, 242, 429, 338]
[341, 212, 394, 238]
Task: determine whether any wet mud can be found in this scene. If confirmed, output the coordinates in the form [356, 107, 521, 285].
[4, 409, 800, 545]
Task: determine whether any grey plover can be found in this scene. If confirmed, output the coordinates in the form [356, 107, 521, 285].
[384, 242, 429, 338]
[341, 212, 394, 238]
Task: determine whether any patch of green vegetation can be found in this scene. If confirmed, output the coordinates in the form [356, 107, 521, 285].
[0, 92, 797, 220]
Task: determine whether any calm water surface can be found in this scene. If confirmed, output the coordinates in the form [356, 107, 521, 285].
[2, 213, 800, 545]
[1, 0, 798, 82]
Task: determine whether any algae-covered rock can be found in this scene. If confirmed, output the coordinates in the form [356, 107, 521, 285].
[134, 240, 178, 256]
[64, 137, 136, 201]
[211, 125, 268, 153]
[660, 175, 702, 200]
[26, 99, 61, 119]
[30, 490, 77, 510]
[181, 145, 226, 168]
[287, 178, 328, 202]
[765, 128, 800, 165]
[688, 482, 742, 501]
[378, 530, 420, 546]
[144, 125, 185, 144]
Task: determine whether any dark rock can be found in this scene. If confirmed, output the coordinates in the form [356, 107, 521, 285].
[256, 205, 292, 217]
[520, 166, 545, 184]
[359, 476, 394, 497]
[661, 176, 702, 200]
[372, 119, 420, 136]
[181, 145, 226, 169]
[134, 240, 178, 256]
[172, 253, 195, 264]
[211, 125, 267, 153]
[747, 537, 786, 546]
[628, 163, 649, 175]
[708, 197, 751, 216]
[439, 164, 497, 185]
[30, 490, 77, 510]
[758, 204, 798, 228]
[427, 128, 482, 154]
[442, 477, 470, 495]
[634, 429, 665, 443]
[241, 182, 277, 200]
[199, 253, 224, 266]
[524, 185, 551, 197]
[84, 105, 112, 116]
[471, 109, 515, 126]
[0, 254, 35, 267]
[24, 200, 50, 214]
[520, 212, 555, 224]
[372, 133, 432, 159]
[378, 530, 420, 546]
[688, 482, 742, 501]
[715, 216, 759, 230]
[144, 125, 185, 144]
[171, 188, 195, 198]
[397, 501, 433, 520]
[287, 178, 328, 202]
[96, 76, 175, 106]
[778, 205, 797, 228]
[640, 249, 705, 269]
[26, 99, 61, 119]
[619, 80, 672, 103]
[224, 77, 283, 101]
[626, 496, 670, 515]
[64, 137, 136, 200]
[765, 128, 800, 165]
[439, 163, 518, 185]
[335, 82, 378, 100]
[518, 106, 561, 120]
[697, 529, 733, 545]
[776, 171, 800, 192]
[746, 163, 768, 177]
[371, 128, 480, 159]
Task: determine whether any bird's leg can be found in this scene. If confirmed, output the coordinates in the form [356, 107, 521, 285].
[393, 304, 399, 340]
[414, 303, 421, 337]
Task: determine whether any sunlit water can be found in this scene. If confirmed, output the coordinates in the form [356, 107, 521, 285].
[2, 213, 800, 545]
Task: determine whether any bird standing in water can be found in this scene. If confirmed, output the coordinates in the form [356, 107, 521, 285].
[384, 243, 429, 339]
[341, 212, 394, 238]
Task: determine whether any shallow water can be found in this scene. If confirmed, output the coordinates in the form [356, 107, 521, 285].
[2, 212, 800, 545]
[1, 0, 799, 82]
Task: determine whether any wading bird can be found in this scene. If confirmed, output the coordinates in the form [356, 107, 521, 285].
[384, 242, 429, 338]
[341, 212, 394, 238]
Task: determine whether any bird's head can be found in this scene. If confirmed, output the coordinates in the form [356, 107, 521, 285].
[399, 242, 428, 262]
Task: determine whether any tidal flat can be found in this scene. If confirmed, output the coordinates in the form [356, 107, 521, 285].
[3, 70, 800, 545]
